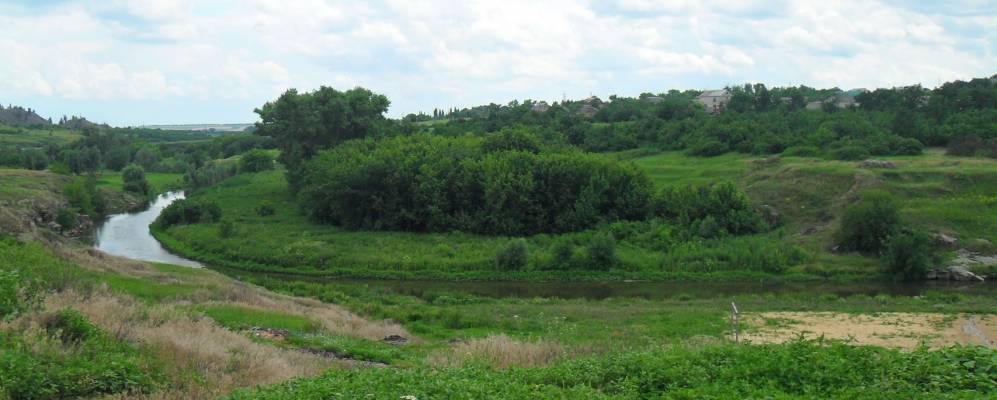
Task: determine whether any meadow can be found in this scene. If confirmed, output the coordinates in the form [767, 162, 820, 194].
[154, 149, 997, 281]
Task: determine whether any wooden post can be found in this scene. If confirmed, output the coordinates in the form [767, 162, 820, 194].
[731, 301, 740, 344]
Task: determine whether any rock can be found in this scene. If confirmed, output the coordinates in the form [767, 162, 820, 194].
[381, 334, 409, 346]
[859, 160, 897, 169]
[933, 233, 959, 249]
[947, 265, 984, 282]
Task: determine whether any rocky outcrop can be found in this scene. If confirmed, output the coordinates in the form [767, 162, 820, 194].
[927, 249, 994, 282]
[926, 265, 984, 282]
[933, 233, 959, 249]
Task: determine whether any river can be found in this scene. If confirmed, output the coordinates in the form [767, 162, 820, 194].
[94, 191, 203, 268]
[94, 192, 994, 300]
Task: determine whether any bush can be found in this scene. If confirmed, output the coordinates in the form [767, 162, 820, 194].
[655, 182, 766, 236]
[55, 209, 77, 231]
[686, 139, 729, 157]
[830, 145, 871, 161]
[882, 229, 938, 281]
[42, 309, 98, 344]
[891, 137, 923, 155]
[256, 203, 276, 217]
[586, 233, 617, 270]
[239, 149, 275, 173]
[154, 199, 221, 229]
[835, 190, 901, 253]
[495, 239, 528, 271]
[547, 238, 575, 270]
[121, 164, 149, 195]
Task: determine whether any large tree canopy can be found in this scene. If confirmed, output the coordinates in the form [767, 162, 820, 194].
[254, 86, 390, 190]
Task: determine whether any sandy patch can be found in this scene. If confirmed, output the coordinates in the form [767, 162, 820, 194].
[738, 312, 995, 350]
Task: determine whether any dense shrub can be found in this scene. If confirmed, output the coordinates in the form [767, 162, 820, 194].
[547, 238, 576, 270]
[299, 135, 652, 235]
[495, 239, 528, 271]
[42, 309, 98, 344]
[121, 164, 149, 195]
[184, 163, 236, 189]
[55, 209, 77, 230]
[835, 190, 901, 253]
[686, 139, 729, 157]
[239, 149, 275, 173]
[882, 229, 938, 281]
[482, 128, 541, 154]
[585, 233, 617, 270]
[655, 182, 766, 237]
[154, 199, 221, 229]
[64, 175, 104, 217]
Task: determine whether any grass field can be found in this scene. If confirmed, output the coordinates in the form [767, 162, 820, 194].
[0, 124, 81, 146]
[154, 150, 996, 281]
[96, 171, 183, 194]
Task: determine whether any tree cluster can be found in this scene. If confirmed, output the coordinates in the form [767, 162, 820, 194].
[298, 134, 653, 236]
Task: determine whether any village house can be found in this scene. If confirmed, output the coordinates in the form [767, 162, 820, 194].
[695, 89, 730, 114]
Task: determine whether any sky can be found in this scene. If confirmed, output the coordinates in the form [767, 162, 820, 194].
[0, 0, 994, 126]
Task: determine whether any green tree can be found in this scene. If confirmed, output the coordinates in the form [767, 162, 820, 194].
[254, 86, 390, 191]
[121, 164, 149, 195]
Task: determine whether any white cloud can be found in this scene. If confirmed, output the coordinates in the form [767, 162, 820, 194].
[0, 0, 992, 125]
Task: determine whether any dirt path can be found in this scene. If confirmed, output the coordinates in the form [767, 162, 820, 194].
[739, 312, 995, 349]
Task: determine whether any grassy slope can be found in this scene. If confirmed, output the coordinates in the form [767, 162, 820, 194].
[0, 124, 81, 146]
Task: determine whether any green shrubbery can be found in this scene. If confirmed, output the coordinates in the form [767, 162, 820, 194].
[835, 190, 901, 253]
[299, 134, 652, 235]
[882, 229, 938, 281]
[495, 239, 529, 271]
[238, 149, 275, 173]
[121, 163, 149, 195]
[226, 340, 995, 400]
[655, 182, 766, 237]
[154, 198, 221, 228]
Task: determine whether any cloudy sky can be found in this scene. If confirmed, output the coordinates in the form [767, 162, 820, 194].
[1, 0, 994, 126]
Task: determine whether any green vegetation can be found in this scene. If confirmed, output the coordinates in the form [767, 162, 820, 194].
[300, 134, 652, 235]
[121, 163, 150, 194]
[228, 341, 993, 400]
[0, 237, 161, 399]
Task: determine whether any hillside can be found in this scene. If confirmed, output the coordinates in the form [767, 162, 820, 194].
[0, 104, 49, 126]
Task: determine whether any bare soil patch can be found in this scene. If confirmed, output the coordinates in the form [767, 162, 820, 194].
[740, 312, 995, 349]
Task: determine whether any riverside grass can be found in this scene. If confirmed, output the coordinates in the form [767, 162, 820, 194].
[154, 149, 997, 281]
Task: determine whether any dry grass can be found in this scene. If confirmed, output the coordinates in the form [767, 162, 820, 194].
[2, 244, 412, 399]
[41, 290, 334, 399]
[428, 334, 564, 369]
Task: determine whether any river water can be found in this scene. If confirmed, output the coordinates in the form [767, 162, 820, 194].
[95, 192, 993, 300]
[93, 191, 203, 268]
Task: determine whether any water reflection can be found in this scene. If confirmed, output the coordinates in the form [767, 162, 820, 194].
[94, 191, 203, 268]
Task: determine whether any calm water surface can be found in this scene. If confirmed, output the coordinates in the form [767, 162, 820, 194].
[94, 191, 202, 268]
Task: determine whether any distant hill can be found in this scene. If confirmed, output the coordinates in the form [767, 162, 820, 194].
[0, 105, 50, 127]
